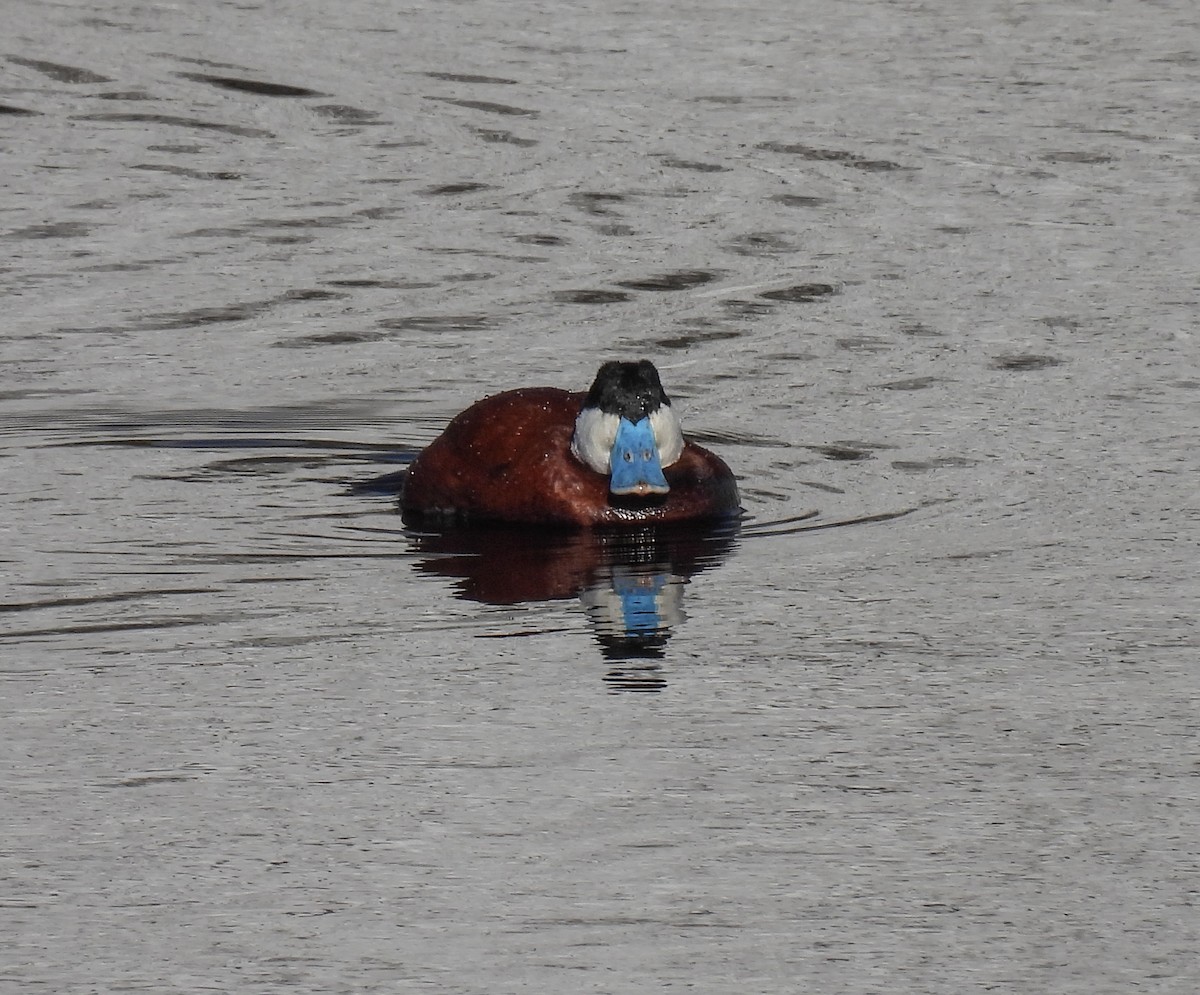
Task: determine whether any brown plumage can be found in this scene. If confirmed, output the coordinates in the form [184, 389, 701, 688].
[401, 386, 739, 527]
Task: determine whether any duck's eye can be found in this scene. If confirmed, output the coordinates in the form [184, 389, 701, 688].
[623, 451, 634, 462]
[642, 449, 653, 461]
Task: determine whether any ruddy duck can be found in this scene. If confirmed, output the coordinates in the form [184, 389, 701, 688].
[401, 360, 740, 526]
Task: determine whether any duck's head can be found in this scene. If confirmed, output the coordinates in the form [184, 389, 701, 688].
[571, 360, 685, 497]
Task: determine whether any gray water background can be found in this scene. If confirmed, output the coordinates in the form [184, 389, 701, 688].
[3, 0, 1198, 991]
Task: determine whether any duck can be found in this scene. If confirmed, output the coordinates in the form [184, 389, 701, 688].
[401, 360, 740, 527]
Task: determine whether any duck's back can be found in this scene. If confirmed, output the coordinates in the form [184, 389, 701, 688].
[401, 387, 739, 527]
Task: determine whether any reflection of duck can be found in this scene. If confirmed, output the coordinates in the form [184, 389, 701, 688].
[409, 522, 739, 668]
[401, 360, 740, 527]
[410, 524, 735, 604]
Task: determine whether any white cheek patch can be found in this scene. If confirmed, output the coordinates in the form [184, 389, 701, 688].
[649, 405, 684, 467]
[571, 407, 620, 474]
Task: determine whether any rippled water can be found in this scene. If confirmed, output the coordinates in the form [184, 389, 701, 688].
[4, 1, 1199, 992]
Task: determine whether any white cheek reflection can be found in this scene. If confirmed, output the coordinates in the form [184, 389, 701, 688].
[579, 564, 687, 642]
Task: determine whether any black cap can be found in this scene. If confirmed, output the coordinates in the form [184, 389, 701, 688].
[582, 360, 671, 422]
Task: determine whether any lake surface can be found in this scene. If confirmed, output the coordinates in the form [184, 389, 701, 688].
[4, 1, 1198, 992]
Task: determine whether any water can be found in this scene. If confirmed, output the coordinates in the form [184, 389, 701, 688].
[4, 1, 1199, 992]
